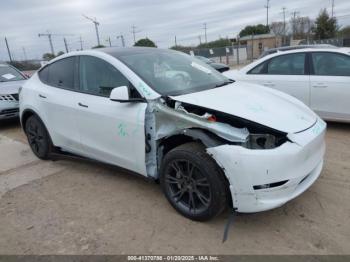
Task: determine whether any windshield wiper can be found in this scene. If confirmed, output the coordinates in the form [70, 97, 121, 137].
[215, 79, 234, 88]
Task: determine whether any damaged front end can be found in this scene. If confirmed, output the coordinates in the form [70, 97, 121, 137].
[144, 97, 289, 179]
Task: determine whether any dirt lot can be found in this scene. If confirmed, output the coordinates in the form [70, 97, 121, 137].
[0, 119, 349, 255]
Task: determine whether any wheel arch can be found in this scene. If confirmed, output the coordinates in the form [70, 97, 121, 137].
[159, 128, 225, 157]
[158, 129, 232, 206]
[21, 109, 55, 147]
[21, 108, 39, 131]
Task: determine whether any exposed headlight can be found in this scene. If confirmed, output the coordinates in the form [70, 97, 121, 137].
[247, 134, 279, 149]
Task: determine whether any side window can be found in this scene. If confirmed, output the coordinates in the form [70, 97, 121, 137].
[38, 66, 49, 83]
[267, 53, 306, 75]
[312, 52, 350, 76]
[79, 56, 129, 97]
[248, 61, 267, 74]
[47, 57, 76, 89]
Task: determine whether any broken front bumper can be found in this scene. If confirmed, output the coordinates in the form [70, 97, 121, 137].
[207, 118, 326, 213]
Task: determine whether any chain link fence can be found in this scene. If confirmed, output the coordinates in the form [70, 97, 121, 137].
[183, 45, 249, 67]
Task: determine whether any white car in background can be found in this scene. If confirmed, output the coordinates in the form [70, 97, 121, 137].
[224, 48, 350, 122]
[20, 47, 326, 221]
[0, 63, 27, 120]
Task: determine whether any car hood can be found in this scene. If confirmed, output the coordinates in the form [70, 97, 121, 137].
[170, 82, 317, 133]
[0, 80, 26, 95]
[223, 69, 242, 79]
[209, 62, 229, 69]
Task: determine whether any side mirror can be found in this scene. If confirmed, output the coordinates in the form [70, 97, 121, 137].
[109, 86, 145, 103]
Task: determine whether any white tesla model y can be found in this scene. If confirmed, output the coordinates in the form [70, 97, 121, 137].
[20, 47, 326, 221]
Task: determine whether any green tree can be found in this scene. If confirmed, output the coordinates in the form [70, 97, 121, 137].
[42, 53, 55, 61]
[337, 25, 350, 38]
[239, 24, 270, 37]
[56, 51, 65, 56]
[313, 9, 337, 39]
[134, 38, 157, 47]
[170, 45, 194, 53]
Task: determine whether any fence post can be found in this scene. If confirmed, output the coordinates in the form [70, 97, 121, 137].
[237, 36, 240, 65]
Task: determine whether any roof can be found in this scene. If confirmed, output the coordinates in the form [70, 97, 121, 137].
[99, 46, 172, 58]
[239, 33, 277, 41]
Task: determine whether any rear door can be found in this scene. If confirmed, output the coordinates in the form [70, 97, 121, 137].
[309, 52, 350, 121]
[37, 57, 83, 154]
[74, 55, 147, 175]
[243, 53, 310, 105]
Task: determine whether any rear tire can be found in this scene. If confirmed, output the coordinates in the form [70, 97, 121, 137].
[25, 115, 52, 160]
[160, 142, 228, 221]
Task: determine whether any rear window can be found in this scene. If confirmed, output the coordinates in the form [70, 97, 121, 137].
[38, 57, 77, 90]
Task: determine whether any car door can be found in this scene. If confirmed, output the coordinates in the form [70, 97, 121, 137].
[243, 53, 310, 106]
[36, 56, 83, 154]
[75, 55, 147, 175]
[309, 52, 350, 121]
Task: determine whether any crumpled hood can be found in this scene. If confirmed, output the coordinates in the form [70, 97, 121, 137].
[0, 80, 26, 95]
[170, 82, 317, 133]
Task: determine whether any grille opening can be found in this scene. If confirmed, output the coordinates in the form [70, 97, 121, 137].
[0, 108, 19, 115]
[253, 180, 289, 190]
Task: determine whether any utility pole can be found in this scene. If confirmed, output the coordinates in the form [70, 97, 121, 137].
[131, 25, 141, 44]
[117, 34, 125, 47]
[38, 32, 55, 55]
[203, 23, 208, 43]
[22, 47, 27, 61]
[4, 37, 13, 62]
[174, 35, 177, 47]
[331, 0, 335, 17]
[79, 36, 83, 50]
[291, 11, 299, 39]
[198, 35, 202, 45]
[108, 36, 112, 47]
[63, 38, 69, 53]
[265, 0, 270, 28]
[282, 7, 286, 45]
[82, 14, 101, 46]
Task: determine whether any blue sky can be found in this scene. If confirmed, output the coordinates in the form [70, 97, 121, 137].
[1, 0, 350, 60]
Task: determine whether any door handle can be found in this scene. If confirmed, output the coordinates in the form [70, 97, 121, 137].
[313, 84, 327, 88]
[263, 82, 275, 87]
[39, 94, 47, 99]
[78, 102, 88, 108]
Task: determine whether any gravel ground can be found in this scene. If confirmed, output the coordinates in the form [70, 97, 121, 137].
[0, 119, 349, 255]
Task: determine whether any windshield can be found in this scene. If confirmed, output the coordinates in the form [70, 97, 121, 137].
[118, 50, 229, 96]
[0, 65, 25, 82]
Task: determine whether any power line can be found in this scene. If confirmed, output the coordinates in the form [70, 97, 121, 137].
[38, 32, 54, 54]
[38, 32, 74, 55]
[82, 14, 101, 46]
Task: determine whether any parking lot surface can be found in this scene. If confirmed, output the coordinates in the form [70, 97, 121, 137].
[0, 120, 349, 254]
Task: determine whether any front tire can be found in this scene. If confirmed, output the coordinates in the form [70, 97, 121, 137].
[160, 142, 228, 221]
[25, 115, 52, 160]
